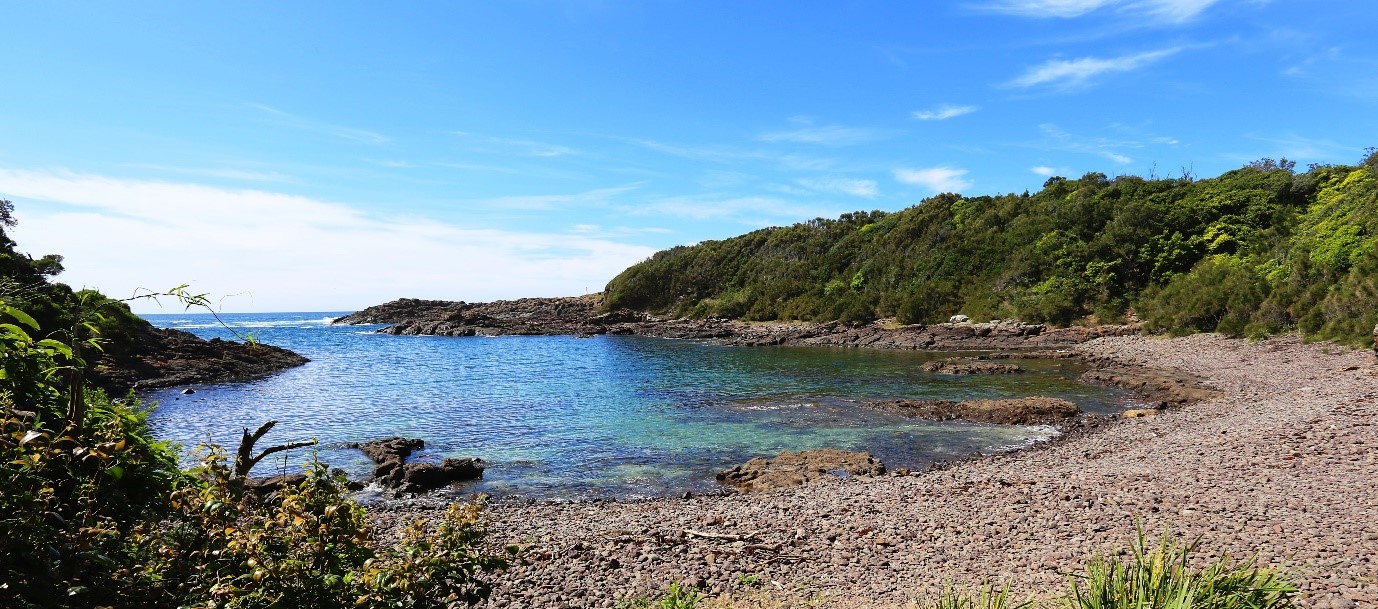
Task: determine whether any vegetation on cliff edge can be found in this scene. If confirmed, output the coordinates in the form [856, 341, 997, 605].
[605, 152, 1378, 348]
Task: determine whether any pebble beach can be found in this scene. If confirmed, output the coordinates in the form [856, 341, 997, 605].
[373, 333, 1378, 608]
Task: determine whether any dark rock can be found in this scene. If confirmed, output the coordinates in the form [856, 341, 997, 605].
[348, 437, 483, 493]
[244, 473, 306, 494]
[180, 388, 196, 395]
[348, 437, 425, 464]
[717, 449, 885, 492]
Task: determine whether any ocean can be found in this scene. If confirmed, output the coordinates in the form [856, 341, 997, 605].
[140, 312, 1135, 500]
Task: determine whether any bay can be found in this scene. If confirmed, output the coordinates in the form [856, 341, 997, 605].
[141, 312, 1134, 500]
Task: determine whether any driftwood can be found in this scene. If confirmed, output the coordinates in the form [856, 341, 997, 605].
[233, 420, 316, 479]
[683, 529, 761, 543]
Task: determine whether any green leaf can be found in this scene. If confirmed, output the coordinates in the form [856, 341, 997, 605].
[107, 465, 125, 480]
[0, 304, 40, 330]
[37, 338, 74, 358]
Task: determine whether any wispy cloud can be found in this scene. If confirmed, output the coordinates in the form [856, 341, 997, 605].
[1240, 133, 1359, 163]
[629, 194, 838, 225]
[1007, 48, 1182, 89]
[1030, 123, 1146, 164]
[2, 168, 654, 311]
[758, 125, 883, 146]
[978, 0, 1221, 23]
[124, 163, 293, 183]
[449, 132, 578, 158]
[480, 183, 642, 211]
[249, 104, 389, 144]
[798, 177, 879, 198]
[1031, 166, 1058, 176]
[913, 104, 978, 121]
[570, 224, 673, 236]
[634, 139, 837, 171]
[893, 167, 973, 193]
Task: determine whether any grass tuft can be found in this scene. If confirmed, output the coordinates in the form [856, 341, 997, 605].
[1063, 528, 1297, 609]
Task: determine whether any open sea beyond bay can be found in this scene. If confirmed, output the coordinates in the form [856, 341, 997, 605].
[140, 312, 1137, 500]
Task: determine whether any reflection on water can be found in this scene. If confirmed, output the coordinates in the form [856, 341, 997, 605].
[142, 312, 1134, 499]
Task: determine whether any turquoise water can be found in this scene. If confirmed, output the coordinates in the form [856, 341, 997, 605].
[141, 313, 1134, 499]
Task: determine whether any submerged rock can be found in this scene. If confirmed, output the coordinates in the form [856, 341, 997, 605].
[921, 360, 1023, 374]
[716, 449, 885, 493]
[865, 397, 1080, 426]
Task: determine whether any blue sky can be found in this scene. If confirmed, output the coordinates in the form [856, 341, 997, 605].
[2, 1, 1374, 312]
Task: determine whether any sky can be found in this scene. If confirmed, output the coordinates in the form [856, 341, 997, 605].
[2, 1, 1375, 313]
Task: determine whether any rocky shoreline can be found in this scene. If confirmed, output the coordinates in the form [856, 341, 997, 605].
[332, 295, 1140, 351]
[366, 334, 1377, 609]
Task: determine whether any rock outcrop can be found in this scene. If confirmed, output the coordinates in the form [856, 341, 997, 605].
[716, 449, 886, 493]
[89, 327, 309, 393]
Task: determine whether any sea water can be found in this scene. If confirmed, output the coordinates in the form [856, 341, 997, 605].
[141, 312, 1135, 500]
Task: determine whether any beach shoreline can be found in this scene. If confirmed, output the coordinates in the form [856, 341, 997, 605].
[369, 333, 1377, 608]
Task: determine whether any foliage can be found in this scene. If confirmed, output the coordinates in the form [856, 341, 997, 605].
[0, 293, 511, 609]
[1063, 529, 1296, 609]
[604, 152, 1378, 347]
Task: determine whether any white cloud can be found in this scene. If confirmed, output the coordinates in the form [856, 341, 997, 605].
[798, 177, 879, 198]
[913, 104, 978, 121]
[893, 167, 973, 193]
[1031, 166, 1058, 176]
[2, 168, 655, 312]
[1008, 48, 1182, 89]
[980, 0, 1221, 23]
[758, 125, 882, 146]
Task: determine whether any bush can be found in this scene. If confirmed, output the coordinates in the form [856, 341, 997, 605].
[139, 448, 513, 609]
[1140, 256, 1265, 336]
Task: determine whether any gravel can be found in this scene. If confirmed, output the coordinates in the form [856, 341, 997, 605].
[370, 334, 1378, 608]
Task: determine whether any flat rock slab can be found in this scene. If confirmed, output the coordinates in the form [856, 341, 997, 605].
[717, 449, 886, 493]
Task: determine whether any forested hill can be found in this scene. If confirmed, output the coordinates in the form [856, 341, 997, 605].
[604, 153, 1378, 347]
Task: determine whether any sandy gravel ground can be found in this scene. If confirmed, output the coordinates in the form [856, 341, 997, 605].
[374, 334, 1378, 608]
